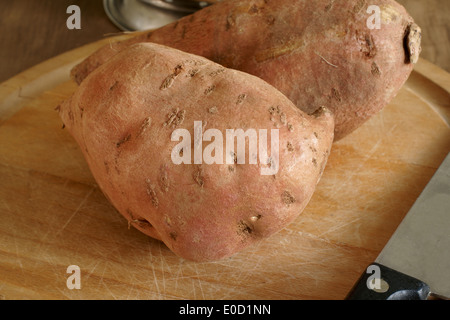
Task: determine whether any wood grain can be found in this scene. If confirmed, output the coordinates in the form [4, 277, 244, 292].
[0, 0, 119, 83]
[0, 37, 449, 299]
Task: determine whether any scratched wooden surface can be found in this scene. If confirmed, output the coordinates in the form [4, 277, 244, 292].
[0, 35, 449, 299]
[0, 0, 449, 83]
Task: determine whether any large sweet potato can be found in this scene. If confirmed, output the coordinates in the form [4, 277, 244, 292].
[72, 0, 421, 140]
[58, 43, 334, 262]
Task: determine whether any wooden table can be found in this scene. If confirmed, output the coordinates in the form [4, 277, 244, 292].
[0, 0, 119, 83]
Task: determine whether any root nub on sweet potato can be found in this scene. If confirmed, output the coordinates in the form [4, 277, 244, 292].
[59, 43, 334, 262]
[71, 0, 421, 141]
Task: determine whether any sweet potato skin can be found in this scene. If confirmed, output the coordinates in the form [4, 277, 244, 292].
[60, 43, 334, 262]
[72, 0, 420, 140]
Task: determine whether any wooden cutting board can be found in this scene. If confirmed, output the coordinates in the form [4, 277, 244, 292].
[0, 36, 449, 300]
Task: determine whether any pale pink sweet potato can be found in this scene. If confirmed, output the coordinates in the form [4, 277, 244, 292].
[71, 0, 421, 140]
[59, 43, 334, 262]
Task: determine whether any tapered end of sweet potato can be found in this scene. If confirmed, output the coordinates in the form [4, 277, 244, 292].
[405, 23, 422, 64]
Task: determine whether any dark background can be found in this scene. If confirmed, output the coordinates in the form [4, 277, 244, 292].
[0, 0, 449, 83]
[0, 0, 119, 82]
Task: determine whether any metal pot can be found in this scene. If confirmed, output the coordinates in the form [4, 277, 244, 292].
[103, 0, 216, 31]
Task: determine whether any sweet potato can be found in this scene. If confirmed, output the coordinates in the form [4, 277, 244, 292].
[58, 43, 334, 262]
[71, 0, 421, 140]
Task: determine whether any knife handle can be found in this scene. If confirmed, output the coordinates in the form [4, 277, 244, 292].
[346, 263, 430, 300]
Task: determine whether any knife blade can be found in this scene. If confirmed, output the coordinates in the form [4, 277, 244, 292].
[346, 152, 450, 300]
